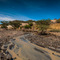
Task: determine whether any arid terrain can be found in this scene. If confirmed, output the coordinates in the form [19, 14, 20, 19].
[0, 29, 24, 60]
[24, 32, 60, 52]
[0, 0, 60, 60]
[0, 29, 60, 60]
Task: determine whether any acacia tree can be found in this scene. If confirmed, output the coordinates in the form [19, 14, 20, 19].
[36, 19, 51, 35]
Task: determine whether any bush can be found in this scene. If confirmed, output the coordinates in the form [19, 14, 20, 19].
[24, 25, 31, 29]
[1, 25, 7, 28]
[57, 19, 60, 23]
[36, 20, 51, 30]
[29, 23, 33, 26]
[36, 19, 51, 35]
[1, 21, 9, 29]
[9, 20, 21, 29]
[20, 26, 23, 29]
[26, 20, 35, 23]
[36, 20, 51, 25]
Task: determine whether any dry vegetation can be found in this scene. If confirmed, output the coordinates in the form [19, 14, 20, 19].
[49, 23, 60, 30]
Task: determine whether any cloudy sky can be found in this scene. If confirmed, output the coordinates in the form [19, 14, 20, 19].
[0, 0, 60, 21]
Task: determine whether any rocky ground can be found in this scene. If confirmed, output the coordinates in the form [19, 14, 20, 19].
[0, 29, 60, 60]
[24, 32, 60, 53]
[0, 29, 24, 60]
[9, 33, 60, 60]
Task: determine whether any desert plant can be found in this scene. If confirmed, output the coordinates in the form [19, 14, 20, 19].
[57, 19, 60, 23]
[26, 20, 35, 23]
[36, 19, 51, 35]
[24, 25, 31, 29]
[9, 20, 21, 29]
[29, 23, 33, 26]
[1, 21, 9, 29]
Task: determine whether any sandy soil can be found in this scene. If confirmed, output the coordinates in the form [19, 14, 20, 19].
[7, 34, 60, 60]
[0, 29, 60, 60]
[24, 33, 60, 52]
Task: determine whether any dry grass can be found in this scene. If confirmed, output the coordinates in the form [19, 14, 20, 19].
[31, 23, 60, 32]
[49, 23, 60, 30]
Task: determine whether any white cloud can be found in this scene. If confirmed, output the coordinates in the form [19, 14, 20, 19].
[0, 14, 33, 21]
[0, 16, 15, 21]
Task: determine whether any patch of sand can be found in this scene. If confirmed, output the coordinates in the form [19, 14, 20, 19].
[8, 35, 60, 60]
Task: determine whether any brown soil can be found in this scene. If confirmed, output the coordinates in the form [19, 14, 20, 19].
[24, 32, 60, 52]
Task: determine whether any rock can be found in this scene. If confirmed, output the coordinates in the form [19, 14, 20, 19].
[9, 44, 15, 50]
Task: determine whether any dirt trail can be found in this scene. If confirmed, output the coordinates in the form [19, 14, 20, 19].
[8, 34, 60, 60]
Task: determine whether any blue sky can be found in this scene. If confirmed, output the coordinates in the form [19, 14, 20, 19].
[0, 0, 60, 21]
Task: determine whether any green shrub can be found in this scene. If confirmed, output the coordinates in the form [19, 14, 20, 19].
[20, 26, 22, 29]
[36, 20, 51, 25]
[26, 20, 35, 23]
[1, 25, 7, 28]
[36, 19, 51, 35]
[36, 20, 51, 31]
[24, 25, 31, 29]
[29, 23, 33, 26]
[9, 20, 21, 29]
[57, 19, 60, 23]
[1, 21, 9, 29]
